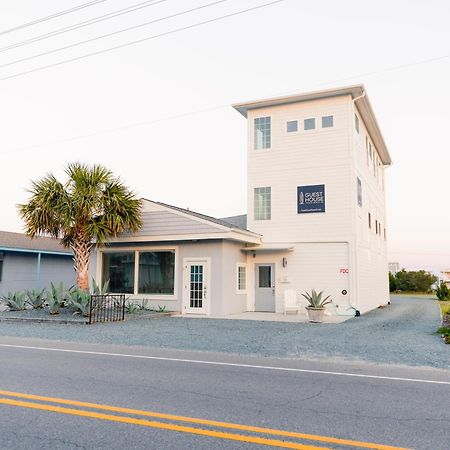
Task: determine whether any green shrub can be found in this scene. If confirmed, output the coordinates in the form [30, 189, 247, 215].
[125, 302, 139, 314]
[67, 288, 91, 317]
[26, 288, 46, 309]
[46, 282, 66, 315]
[391, 269, 437, 293]
[91, 278, 110, 295]
[1, 291, 27, 311]
[436, 282, 450, 301]
[437, 326, 450, 337]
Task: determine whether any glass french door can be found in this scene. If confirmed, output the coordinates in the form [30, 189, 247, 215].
[184, 261, 208, 314]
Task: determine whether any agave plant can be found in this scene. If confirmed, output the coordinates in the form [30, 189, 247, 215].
[301, 289, 332, 308]
[1, 291, 27, 311]
[26, 288, 46, 309]
[91, 278, 110, 295]
[47, 282, 67, 307]
[125, 302, 139, 314]
[67, 288, 91, 317]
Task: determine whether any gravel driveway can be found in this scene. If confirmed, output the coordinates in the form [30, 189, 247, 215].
[0, 296, 447, 368]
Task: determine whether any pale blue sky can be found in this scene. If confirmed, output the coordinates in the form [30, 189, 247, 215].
[1, 0, 449, 272]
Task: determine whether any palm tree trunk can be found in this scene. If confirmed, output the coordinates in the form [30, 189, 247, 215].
[72, 240, 92, 291]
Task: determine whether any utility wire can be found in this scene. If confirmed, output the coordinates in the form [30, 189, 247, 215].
[0, 0, 228, 71]
[0, 0, 109, 36]
[2, 48, 449, 156]
[0, 0, 170, 54]
[0, 0, 285, 80]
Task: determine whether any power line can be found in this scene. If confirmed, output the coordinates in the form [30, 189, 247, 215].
[0, 0, 285, 81]
[0, 0, 228, 71]
[0, 0, 109, 36]
[0, 0, 170, 54]
[3, 48, 450, 156]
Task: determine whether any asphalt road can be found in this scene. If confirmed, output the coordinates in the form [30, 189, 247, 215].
[0, 337, 449, 450]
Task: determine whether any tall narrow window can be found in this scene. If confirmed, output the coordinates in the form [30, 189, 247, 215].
[0, 251, 4, 282]
[237, 265, 246, 292]
[286, 120, 298, 132]
[322, 115, 333, 128]
[304, 118, 315, 130]
[254, 187, 271, 220]
[355, 114, 360, 133]
[357, 177, 362, 207]
[368, 212, 372, 229]
[254, 117, 271, 149]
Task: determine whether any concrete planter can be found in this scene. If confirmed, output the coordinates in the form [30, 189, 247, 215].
[305, 306, 326, 323]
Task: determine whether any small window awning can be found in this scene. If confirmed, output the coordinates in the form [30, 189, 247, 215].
[242, 244, 294, 252]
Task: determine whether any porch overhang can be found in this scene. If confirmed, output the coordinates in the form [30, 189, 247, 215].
[242, 244, 295, 252]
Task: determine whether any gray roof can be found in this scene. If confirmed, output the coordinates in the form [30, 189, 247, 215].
[153, 201, 252, 232]
[220, 214, 247, 230]
[0, 230, 72, 254]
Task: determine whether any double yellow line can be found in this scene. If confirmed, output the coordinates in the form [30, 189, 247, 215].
[0, 389, 410, 450]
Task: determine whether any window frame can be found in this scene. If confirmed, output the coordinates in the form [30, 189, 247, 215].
[236, 263, 247, 294]
[254, 186, 271, 221]
[321, 115, 334, 128]
[286, 120, 298, 133]
[254, 116, 271, 150]
[99, 246, 178, 299]
[304, 117, 316, 131]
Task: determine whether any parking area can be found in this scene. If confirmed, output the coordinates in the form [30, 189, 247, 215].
[0, 296, 447, 368]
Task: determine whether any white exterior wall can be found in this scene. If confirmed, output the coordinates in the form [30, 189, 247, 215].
[245, 94, 389, 314]
[92, 239, 248, 315]
[352, 104, 389, 313]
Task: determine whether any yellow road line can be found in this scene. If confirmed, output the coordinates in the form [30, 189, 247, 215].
[0, 398, 326, 450]
[0, 390, 410, 450]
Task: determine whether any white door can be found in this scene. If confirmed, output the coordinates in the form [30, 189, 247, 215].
[183, 259, 209, 314]
[255, 263, 275, 312]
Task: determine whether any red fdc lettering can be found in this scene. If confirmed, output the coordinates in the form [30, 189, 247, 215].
[340, 268, 349, 274]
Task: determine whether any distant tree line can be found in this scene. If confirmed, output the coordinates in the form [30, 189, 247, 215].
[389, 269, 437, 293]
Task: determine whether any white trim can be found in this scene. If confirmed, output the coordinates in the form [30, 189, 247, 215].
[97, 246, 179, 300]
[107, 231, 261, 245]
[182, 257, 211, 315]
[236, 263, 247, 295]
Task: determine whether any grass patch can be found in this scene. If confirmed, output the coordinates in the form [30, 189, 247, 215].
[437, 301, 450, 344]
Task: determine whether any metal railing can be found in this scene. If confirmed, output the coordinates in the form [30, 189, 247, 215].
[88, 294, 125, 324]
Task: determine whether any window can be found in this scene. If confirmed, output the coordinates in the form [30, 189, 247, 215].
[322, 115, 333, 128]
[254, 187, 271, 220]
[254, 117, 271, 149]
[357, 177, 362, 207]
[304, 118, 315, 130]
[102, 252, 135, 294]
[0, 251, 4, 282]
[355, 114, 359, 133]
[258, 266, 272, 288]
[368, 212, 372, 229]
[286, 120, 298, 133]
[237, 265, 246, 292]
[384, 228, 387, 240]
[138, 251, 175, 294]
[375, 220, 378, 235]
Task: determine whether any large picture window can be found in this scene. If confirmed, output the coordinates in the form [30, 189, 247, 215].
[138, 251, 175, 294]
[102, 252, 135, 294]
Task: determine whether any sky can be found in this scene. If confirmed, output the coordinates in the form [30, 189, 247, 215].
[0, 0, 449, 273]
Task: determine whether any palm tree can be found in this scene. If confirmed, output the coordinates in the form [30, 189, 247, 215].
[18, 162, 142, 291]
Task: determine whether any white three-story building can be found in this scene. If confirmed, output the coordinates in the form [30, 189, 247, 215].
[92, 85, 392, 316]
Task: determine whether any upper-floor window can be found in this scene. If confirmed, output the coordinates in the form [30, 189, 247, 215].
[357, 177, 362, 207]
[254, 117, 271, 149]
[254, 187, 271, 220]
[286, 120, 298, 133]
[304, 118, 315, 130]
[322, 115, 333, 128]
[368, 212, 372, 229]
[355, 114, 360, 133]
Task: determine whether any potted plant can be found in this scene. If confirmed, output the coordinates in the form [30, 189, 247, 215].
[301, 289, 332, 323]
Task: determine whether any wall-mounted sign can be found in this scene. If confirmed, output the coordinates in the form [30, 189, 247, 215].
[297, 184, 325, 214]
[340, 268, 349, 274]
